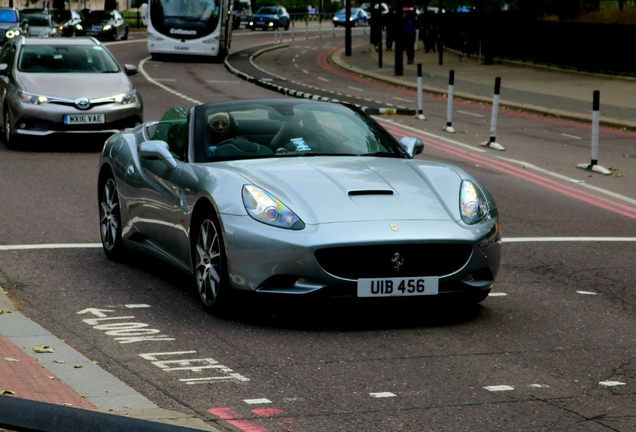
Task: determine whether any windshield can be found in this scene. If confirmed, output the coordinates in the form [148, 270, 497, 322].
[18, 45, 120, 73]
[52, 10, 71, 21]
[86, 10, 114, 20]
[25, 15, 51, 26]
[337, 8, 360, 14]
[149, 0, 220, 39]
[0, 10, 18, 23]
[256, 7, 278, 14]
[193, 101, 407, 162]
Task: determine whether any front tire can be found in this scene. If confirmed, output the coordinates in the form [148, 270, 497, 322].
[192, 210, 231, 313]
[3, 108, 19, 150]
[99, 175, 127, 261]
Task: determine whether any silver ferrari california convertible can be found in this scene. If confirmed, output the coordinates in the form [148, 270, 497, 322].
[98, 99, 501, 313]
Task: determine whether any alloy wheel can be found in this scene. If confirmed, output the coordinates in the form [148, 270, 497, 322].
[100, 178, 120, 251]
[195, 219, 223, 307]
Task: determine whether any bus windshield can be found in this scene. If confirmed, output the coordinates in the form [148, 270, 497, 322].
[149, 0, 221, 39]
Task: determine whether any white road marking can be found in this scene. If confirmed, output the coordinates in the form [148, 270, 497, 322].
[125, 304, 152, 308]
[303, 69, 309, 74]
[599, 381, 626, 387]
[529, 384, 550, 388]
[244, 398, 272, 404]
[392, 97, 412, 102]
[484, 385, 514, 392]
[206, 80, 241, 84]
[139, 57, 202, 105]
[488, 292, 507, 297]
[577, 291, 599, 295]
[562, 133, 582, 140]
[154, 78, 176, 82]
[457, 110, 485, 117]
[370, 392, 396, 398]
[496, 157, 636, 207]
[0, 243, 102, 250]
[1, 237, 636, 251]
[503, 237, 636, 243]
[348, 86, 363, 91]
[318, 77, 329, 82]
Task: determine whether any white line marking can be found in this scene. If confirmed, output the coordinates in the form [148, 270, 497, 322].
[318, 77, 329, 82]
[529, 384, 550, 388]
[139, 57, 202, 105]
[244, 398, 272, 404]
[457, 110, 485, 118]
[496, 157, 636, 206]
[0, 243, 102, 250]
[562, 133, 582, 140]
[599, 381, 626, 387]
[206, 80, 241, 83]
[370, 392, 396, 398]
[392, 97, 413, 102]
[154, 78, 176, 82]
[125, 304, 152, 308]
[488, 292, 507, 297]
[503, 237, 636, 243]
[348, 86, 363, 91]
[302, 69, 309, 74]
[484, 385, 514, 392]
[577, 291, 599, 295]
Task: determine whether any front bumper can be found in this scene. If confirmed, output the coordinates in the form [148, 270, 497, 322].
[220, 216, 501, 298]
[11, 99, 143, 137]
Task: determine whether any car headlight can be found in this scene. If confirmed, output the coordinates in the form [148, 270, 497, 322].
[75, 23, 83, 30]
[18, 90, 48, 105]
[5, 29, 20, 38]
[460, 180, 489, 224]
[333, 17, 338, 21]
[103, 24, 112, 31]
[242, 185, 305, 230]
[113, 89, 138, 105]
[147, 31, 163, 41]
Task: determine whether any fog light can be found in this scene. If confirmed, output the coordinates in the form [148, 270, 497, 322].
[19, 123, 26, 129]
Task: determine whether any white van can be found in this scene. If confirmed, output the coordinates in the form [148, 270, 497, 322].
[232, 0, 252, 29]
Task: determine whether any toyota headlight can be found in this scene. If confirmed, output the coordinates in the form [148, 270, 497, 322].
[242, 185, 305, 230]
[75, 23, 83, 30]
[460, 180, 489, 224]
[18, 90, 48, 105]
[103, 24, 112, 31]
[113, 89, 138, 105]
[5, 29, 20, 38]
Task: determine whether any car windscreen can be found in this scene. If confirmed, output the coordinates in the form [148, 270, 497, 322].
[86, 11, 114, 20]
[0, 10, 18, 23]
[18, 45, 121, 73]
[25, 15, 51, 26]
[52, 10, 71, 21]
[256, 7, 277, 15]
[194, 101, 407, 163]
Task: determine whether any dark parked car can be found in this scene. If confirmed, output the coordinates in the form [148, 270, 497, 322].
[52, 9, 85, 37]
[75, 10, 128, 41]
[0, 8, 29, 46]
[248, 6, 290, 31]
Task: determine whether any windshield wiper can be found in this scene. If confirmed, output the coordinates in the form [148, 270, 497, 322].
[359, 151, 405, 158]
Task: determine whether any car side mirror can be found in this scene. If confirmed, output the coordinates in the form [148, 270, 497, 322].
[400, 136, 424, 157]
[0, 64, 9, 76]
[139, 140, 178, 169]
[124, 64, 138, 76]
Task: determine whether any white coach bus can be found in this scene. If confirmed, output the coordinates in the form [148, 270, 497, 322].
[147, 0, 233, 60]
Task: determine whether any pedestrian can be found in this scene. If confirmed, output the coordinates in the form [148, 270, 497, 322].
[403, 9, 417, 64]
[370, 6, 382, 51]
[422, 10, 436, 53]
[383, 6, 396, 51]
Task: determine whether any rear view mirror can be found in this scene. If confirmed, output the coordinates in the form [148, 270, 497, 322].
[400, 136, 424, 157]
[124, 64, 138, 76]
[139, 140, 178, 169]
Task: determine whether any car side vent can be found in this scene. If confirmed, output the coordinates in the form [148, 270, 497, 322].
[348, 190, 394, 196]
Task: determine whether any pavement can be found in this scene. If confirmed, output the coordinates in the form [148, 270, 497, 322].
[2, 32, 635, 432]
[328, 37, 636, 131]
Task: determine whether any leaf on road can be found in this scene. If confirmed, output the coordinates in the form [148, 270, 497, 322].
[0, 309, 11, 314]
[74, 364, 82, 369]
[0, 390, 16, 395]
[4, 357, 20, 362]
[33, 345, 54, 353]
[54, 360, 66, 364]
